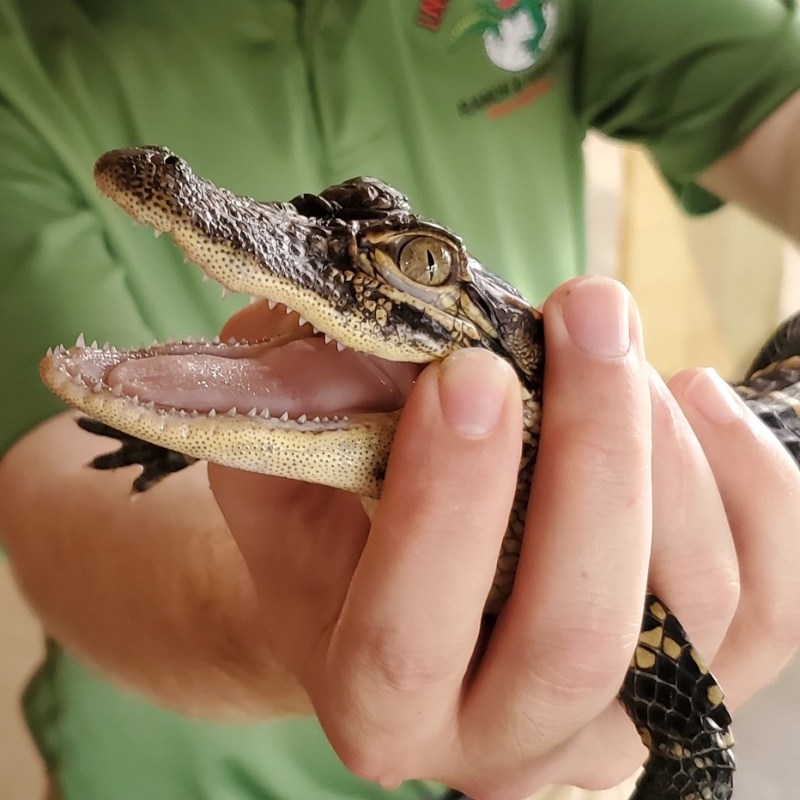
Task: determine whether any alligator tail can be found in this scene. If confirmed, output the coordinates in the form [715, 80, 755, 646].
[745, 308, 800, 379]
[736, 309, 800, 465]
[631, 750, 734, 800]
[619, 593, 735, 800]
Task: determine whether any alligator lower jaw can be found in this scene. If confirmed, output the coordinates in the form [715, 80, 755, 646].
[39, 315, 423, 496]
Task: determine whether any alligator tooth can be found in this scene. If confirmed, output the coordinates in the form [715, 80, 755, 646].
[279, 411, 289, 422]
[336, 342, 346, 352]
[75, 333, 86, 348]
[202, 273, 210, 282]
[284, 306, 292, 315]
[297, 316, 308, 327]
[46, 347, 53, 357]
[227, 337, 237, 345]
[226, 407, 238, 417]
[297, 414, 307, 424]
[324, 334, 333, 345]
[260, 408, 271, 419]
[101, 342, 111, 352]
[311, 326, 320, 335]
[111, 383, 123, 397]
[131, 394, 140, 405]
[153, 229, 163, 238]
[322, 416, 329, 423]
[312, 416, 321, 423]
[267, 299, 277, 311]
[249, 295, 259, 305]
[221, 287, 232, 300]
[342, 415, 350, 421]
[56, 344, 67, 355]
[247, 407, 258, 417]
[110, 345, 118, 354]
[92, 382, 103, 394]
[190, 410, 199, 418]
[208, 408, 217, 418]
[178, 409, 188, 418]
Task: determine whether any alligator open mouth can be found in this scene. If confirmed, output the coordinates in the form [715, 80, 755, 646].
[44, 306, 422, 429]
[40, 301, 419, 496]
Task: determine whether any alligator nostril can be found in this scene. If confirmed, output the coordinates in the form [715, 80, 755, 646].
[164, 154, 179, 166]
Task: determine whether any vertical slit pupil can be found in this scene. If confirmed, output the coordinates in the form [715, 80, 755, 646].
[426, 249, 436, 279]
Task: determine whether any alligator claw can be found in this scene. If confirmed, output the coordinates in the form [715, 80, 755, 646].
[77, 417, 198, 492]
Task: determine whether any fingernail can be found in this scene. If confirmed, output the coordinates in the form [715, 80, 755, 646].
[562, 277, 631, 358]
[684, 368, 745, 424]
[438, 349, 513, 438]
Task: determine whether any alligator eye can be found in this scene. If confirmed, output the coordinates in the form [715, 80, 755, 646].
[398, 237, 453, 286]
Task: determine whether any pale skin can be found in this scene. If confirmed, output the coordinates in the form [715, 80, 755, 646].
[2, 90, 800, 799]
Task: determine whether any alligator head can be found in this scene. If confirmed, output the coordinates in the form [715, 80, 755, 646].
[40, 147, 544, 498]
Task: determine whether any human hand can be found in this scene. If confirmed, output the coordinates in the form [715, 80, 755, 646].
[209, 276, 800, 799]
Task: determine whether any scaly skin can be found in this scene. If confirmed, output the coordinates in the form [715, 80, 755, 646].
[40, 147, 743, 799]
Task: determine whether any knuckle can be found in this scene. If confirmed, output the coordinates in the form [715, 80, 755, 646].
[357, 625, 455, 694]
[705, 566, 741, 623]
[557, 427, 648, 494]
[336, 741, 410, 789]
[679, 561, 741, 630]
[755, 593, 800, 649]
[513, 623, 635, 699]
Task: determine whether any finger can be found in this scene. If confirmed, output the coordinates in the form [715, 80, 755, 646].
[551, 367, 741, 791]
[670, 367, 800, 705]
[211, 297, 373, 656]
[460, 277, 652, 794]
[647, 368, 739, 659]
[314, 348, 523, 784]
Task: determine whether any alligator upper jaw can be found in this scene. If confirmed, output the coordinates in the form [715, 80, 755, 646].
[93, 147, 456, 363]
[93, 146, 352, 347]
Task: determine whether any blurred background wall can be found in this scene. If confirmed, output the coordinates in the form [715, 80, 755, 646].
[587, 135, 795, 378]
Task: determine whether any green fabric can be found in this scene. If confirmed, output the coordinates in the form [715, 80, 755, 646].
[0, 0, 798, 798]
[22, 646, 443, 800]
[572, 0, 800, 212]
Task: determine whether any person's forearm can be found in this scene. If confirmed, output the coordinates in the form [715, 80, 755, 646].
[699, 89, 800, 242]
[0, 412, 310, 718]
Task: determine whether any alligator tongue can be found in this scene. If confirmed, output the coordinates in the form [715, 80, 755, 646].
[106, 337, 421, 418]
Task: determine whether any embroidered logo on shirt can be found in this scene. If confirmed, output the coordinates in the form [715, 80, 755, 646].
[416, 0, 453, 31]
[450, 0, 558, 119]
[451, 0, 558, 73]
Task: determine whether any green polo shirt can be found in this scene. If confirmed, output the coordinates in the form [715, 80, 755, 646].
[1, 1, 799, 798]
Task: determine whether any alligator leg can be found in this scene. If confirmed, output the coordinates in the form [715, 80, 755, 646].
[77, 417, 198, 492]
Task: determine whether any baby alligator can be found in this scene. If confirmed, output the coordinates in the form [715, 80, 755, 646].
[42, 146, 800, 799]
